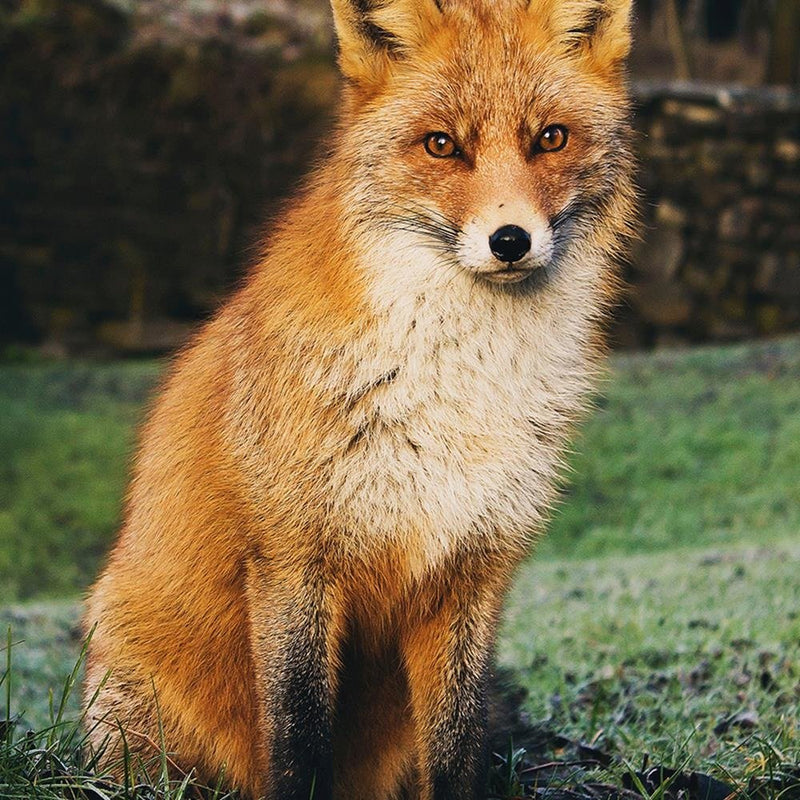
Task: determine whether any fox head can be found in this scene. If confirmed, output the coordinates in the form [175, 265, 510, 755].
[326, 0, 636, 296]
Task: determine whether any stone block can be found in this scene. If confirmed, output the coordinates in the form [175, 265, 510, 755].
[774, 177, 800, 197]
[680, 104, 725, 126]
[718, 198, 761, 242]
[654, 200, 688, 227]
[756, 305, 783, 334]
[708, 318, 754, 340]
[779, 224, 800, 245]
[745, 158, 772, 190]
[718, 207, 744, 241]
[775, 139, 800, 162]
[755, 253, 800, 299]
[683, 263, 714, 292]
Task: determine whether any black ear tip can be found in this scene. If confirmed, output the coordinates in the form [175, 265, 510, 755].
[361, 19, 403, 51]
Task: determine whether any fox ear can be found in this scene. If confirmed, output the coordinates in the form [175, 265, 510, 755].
[535, 0, 634, 73]
[330, 0, 443, 84]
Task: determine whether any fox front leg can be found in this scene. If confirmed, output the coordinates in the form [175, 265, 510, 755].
[403, 575, 508, 800]
[247, 559, 342, 800]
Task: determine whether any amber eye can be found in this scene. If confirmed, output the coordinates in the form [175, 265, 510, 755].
[424, 132, 459, 158]
[536, 124, 569, 153]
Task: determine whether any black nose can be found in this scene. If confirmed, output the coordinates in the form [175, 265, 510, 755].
[489, 225, 531, 264]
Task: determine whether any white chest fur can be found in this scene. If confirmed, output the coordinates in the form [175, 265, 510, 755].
[322, 238, 603, 574]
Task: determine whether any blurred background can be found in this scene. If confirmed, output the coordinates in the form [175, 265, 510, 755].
[1, 0, 799, 356]
[1, 3, 800, 774]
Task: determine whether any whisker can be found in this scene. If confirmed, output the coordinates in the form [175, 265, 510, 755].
[381, 208, 462, 254]
[368, 199, 468, 274]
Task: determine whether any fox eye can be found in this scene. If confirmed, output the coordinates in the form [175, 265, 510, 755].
[424, 132, 459, 159]
[535, 124, 569, 153]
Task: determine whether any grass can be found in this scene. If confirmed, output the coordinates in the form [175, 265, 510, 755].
[3, 542, 799, 795]
[0, 335, 799, 795]
[0, 361, 160, 601]
[539, 335, 800, 558]
[0, 626, 238, 799]
[0, 604, 83, 732]
[500, 541, 800, 783]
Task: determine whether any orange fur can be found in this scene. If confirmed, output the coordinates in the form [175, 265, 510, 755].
[83, 1, 636, 798]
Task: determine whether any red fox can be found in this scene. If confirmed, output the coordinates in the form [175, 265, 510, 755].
[83, 1, 636, 798]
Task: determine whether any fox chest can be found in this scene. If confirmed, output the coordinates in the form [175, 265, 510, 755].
[323, 303, 579, 568]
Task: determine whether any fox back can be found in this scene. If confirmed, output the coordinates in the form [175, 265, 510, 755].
[83, 1, 636, 798]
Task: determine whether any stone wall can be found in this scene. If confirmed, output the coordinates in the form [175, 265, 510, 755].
[1, 0, 798, 352]
[627, 82, 800, 347]
[0, 0, 337, 353]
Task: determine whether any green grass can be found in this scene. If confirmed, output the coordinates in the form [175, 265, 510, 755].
[0, 625, 238, 799]
[0, 361, 160, 601]
[500, 541, 800, 783]
[1, 603, 83, 732]
[540, 335, 800, 558]
[3, 541, 799, 794]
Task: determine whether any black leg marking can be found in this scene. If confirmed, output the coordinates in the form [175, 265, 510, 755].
[269, 629, 334, 800]
[428, 640, 491, 800]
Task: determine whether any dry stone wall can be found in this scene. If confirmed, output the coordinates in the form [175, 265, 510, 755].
[0, 0, 337, 352]
[627, 82, 800, 347]
[1, 0, 798, 352]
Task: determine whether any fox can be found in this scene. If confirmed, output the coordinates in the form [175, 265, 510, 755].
[82, 0, 636, 798]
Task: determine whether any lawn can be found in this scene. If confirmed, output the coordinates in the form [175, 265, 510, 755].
[501, 541, 800, 781]
[0, 361, 160, 601]
[1, 335, 799, 796]
[539, 335, 800, 559]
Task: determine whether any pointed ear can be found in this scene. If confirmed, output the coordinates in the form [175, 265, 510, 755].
[536, 0, 634, 74]
[330, 0, 443, 85]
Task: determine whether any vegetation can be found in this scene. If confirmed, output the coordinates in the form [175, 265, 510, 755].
[0, 361, 160, 601]
[539, 335, 800, 559]
[501, 542, 800, 786]
[3, 551, 799, 797]
[1, 335, 799, 796]
[0, 627, 238, 799]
